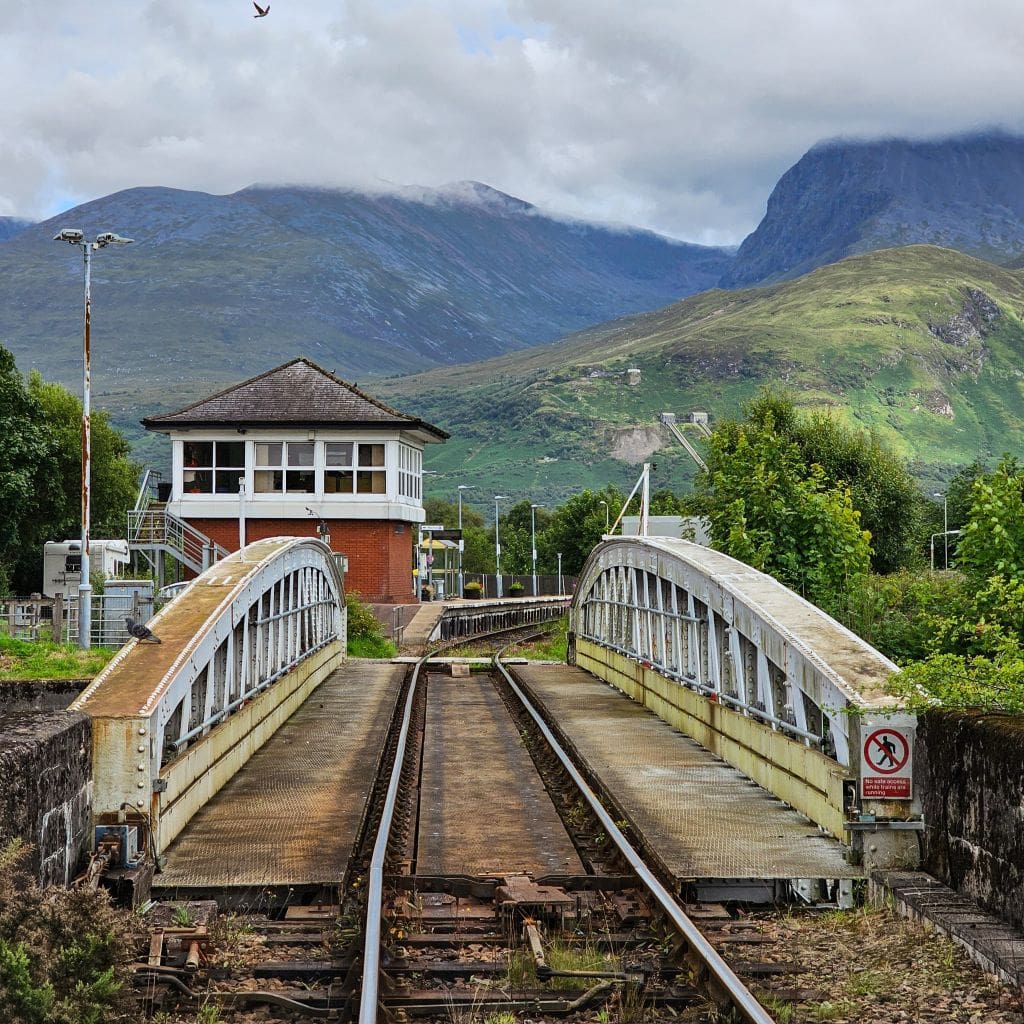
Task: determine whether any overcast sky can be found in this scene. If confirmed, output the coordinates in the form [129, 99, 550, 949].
[4, 0, 1024, 244]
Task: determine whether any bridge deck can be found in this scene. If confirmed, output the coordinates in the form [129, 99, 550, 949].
[416, 672, 582, 877]
[154, 661, 405, 890]
[513, 664, 861, 883]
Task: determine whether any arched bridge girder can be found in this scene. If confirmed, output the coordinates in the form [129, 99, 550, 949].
[72, 537, 346, 854]
[572, 538, 902, 770]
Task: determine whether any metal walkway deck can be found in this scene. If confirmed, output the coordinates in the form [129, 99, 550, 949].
[415, 672, 582, 877]
[154, 661, 405, 890]
[512, 664, 861, 886]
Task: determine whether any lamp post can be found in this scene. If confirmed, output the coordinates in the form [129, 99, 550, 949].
[933, 491, 949, 570]
[530, 503, 544, 596]
[54, 228, 134, 648]
[494, 495, 508, 598]
[557, 552, 563, 596]
[599, 499, 609, 533]
[457, 484, 474, 598]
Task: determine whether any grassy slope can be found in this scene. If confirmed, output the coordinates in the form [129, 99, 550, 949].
[376, 245, 1024, 500]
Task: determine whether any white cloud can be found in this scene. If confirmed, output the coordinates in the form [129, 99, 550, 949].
[3, 0, 1024, 241]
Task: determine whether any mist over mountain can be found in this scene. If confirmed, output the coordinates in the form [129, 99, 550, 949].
[723, 132, 1024, 287]
[0, 181, 732, 425]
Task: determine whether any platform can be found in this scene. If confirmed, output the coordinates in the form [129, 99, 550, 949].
[154, 661, 405, 890]
[415, 672, 582, 877]
[512, 664, 861, 885]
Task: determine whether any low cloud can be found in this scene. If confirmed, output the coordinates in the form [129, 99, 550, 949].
[3, 0, 1024, 242]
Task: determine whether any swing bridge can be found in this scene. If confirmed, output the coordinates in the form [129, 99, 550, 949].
[72, 529, 917, 874]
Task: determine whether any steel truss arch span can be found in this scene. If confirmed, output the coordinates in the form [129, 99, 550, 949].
[572, 537, 903, 771]
[73, 536, 346, 854]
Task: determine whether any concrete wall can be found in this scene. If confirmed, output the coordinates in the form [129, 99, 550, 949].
[0, 710, 93, 887]
[917, 711, 1024, 930]
[0, 678, 89, 714]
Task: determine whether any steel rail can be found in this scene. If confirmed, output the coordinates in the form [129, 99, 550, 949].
[358, 652, 424, 1024]
[492, 652, 775, 1024]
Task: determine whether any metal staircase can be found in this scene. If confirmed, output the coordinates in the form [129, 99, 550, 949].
[128, 470, 230, 582]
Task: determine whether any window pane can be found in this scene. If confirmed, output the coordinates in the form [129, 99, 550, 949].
[325, 470, 354, 494]
[216, 441, 245, 468]
[183, 470, 212, 493]
[286, 470, 316, 493]
[358, 443, 385, 467]
[184, 441, 214, 468]
[325, 442, 353, 467]
[254, 469, 283, 493]
[288, 442, 314, 467]
[255, 443, 282, 467]
[215, 469, 245, 494]
[356, 469, 386, 494]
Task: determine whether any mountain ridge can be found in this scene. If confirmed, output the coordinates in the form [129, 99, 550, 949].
[724, 131, 1024, 287]
[375, 245, 1024, 501]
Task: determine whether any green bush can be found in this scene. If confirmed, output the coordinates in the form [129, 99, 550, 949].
[509, 581, 524, 595]
[0, 840, 142, 1024]
[345, 592, 396, 659]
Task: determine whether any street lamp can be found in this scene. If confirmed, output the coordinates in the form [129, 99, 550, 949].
[599, 499, 609, 533]
[933, 491, 949, 570]
[530, 503, 544, 596]
[54, 228, 134, 648]
[457, 484, 474, 598]
[557, 552, 563, 596]
[494, 495, 508, 598]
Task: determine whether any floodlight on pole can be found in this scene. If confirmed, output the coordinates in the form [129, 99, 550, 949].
[54, 228, 134, 648]
[530, 503, 544, 596]
[494, 495, 508, 598]
[457, 484, 474, 597]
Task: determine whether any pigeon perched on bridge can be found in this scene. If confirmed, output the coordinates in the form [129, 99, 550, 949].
[125, 617, 162, 644]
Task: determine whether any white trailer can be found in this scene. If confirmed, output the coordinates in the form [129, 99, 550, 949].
[42, 540, 130, 599]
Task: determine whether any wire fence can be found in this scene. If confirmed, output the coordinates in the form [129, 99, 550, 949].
[1, 586, 155, 649]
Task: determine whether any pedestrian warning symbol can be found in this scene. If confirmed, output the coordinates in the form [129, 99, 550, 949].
[861, 727, 913, 799]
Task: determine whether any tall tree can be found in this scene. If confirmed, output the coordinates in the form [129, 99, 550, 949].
[741, 390, 924, 573]
[693, 404, 872, 613]
[0, 346, 140, 593]
[0, 348, 48, 594]
[542, 486, 623, 577]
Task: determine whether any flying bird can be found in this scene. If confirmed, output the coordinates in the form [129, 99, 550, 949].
[125, 617, 162, 644]
[253, 2, 270, 16]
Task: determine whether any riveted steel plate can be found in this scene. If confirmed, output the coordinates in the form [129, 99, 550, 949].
[515, 665, 861, 881]
[155, 662, 405, 888]
[415, 673, 582, 877]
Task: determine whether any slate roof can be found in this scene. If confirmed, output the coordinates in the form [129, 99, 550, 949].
[142, 358, 449, 441]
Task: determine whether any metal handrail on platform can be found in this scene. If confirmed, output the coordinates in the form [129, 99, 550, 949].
[128, 508, 230, 571]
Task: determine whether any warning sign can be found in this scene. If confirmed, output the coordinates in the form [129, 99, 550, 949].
[861, 727, 913, 800]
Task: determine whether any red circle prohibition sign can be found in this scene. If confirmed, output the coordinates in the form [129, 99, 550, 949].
[864, 729, 909, 774]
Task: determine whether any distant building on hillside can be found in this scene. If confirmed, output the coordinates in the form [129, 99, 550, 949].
[626, 368, 641, 386]
[141, 357, 448, 603]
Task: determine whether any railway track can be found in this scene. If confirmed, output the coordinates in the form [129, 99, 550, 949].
[134, 626, 776, 1023]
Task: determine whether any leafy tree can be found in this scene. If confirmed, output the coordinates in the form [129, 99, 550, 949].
[541, 486, 623, 577]
[957, 456, 1024, 586]
[0, 350, 49, 595]
[0, 347, 140, 593]
[693, 406, 872, 613]
[741, 390, 924, 573]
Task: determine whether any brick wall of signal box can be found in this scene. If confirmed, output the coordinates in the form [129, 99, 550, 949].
[186, 518, 416, 603]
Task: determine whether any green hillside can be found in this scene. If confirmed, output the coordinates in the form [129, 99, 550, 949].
[376, 245, 1024, 502]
